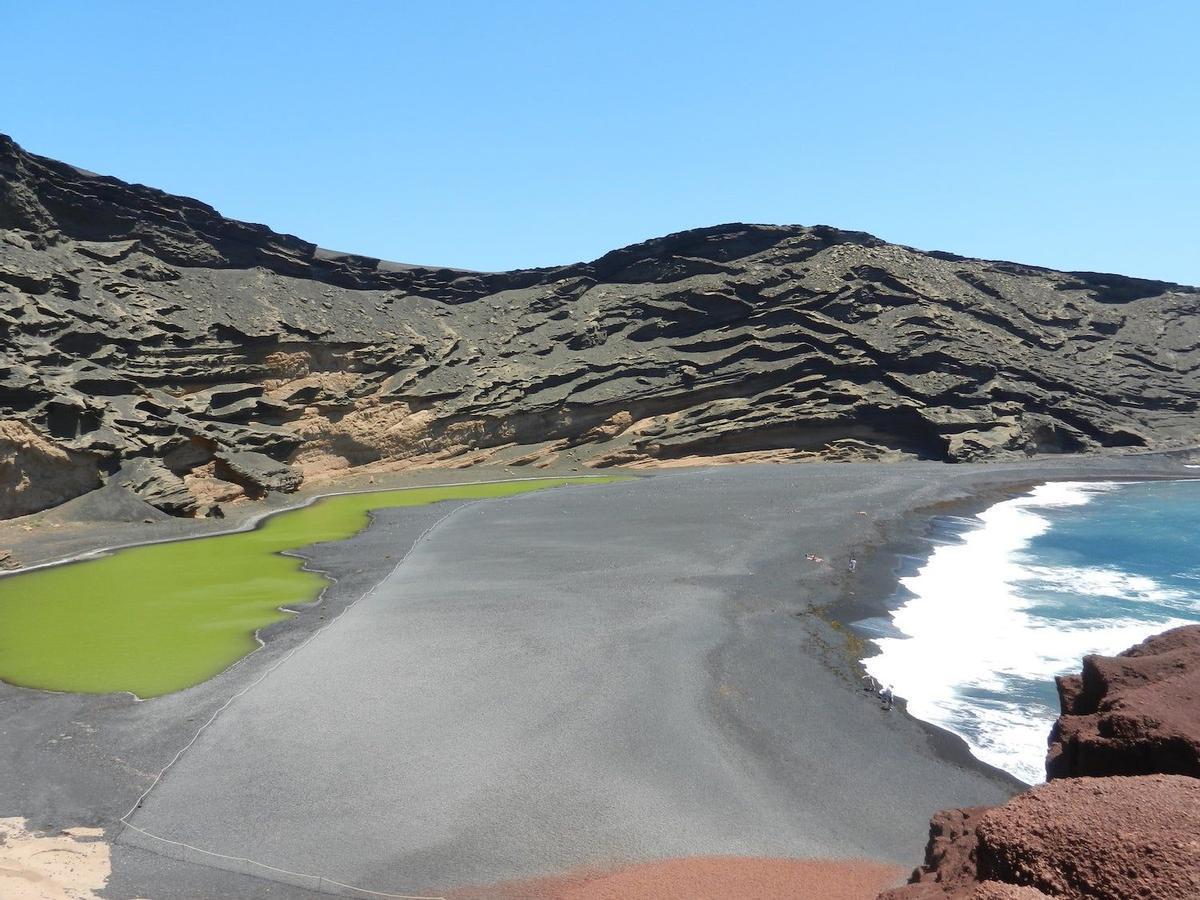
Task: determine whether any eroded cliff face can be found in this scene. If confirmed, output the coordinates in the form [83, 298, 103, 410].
[881, 625, 1200, 900]
[1047, 623, 1200, 779]
[3, 133, 1199, 517]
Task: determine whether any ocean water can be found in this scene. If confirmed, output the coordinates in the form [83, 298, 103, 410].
[859, 479, 1200, 784]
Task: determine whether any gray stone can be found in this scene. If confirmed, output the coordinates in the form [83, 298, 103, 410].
[1, 132, 1198, 519]
[214, 449, 301, 496]
[119, 458, 198, 516]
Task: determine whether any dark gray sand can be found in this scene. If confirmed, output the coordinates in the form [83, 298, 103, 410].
[1, 457, 1195, 899]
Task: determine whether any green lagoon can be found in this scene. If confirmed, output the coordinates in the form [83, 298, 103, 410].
[0, 477, 618, 698]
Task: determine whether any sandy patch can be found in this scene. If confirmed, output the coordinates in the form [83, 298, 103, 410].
[0, 818, 110, 900]
[586, 440, 911, 469]
[449, 856, 904, 900]
[0, 420, 102, 518]
[182, 461, 249, 506]
[294, 443, 512, 484]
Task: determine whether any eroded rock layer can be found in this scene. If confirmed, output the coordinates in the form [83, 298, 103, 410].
[3, 134, 1199, 516]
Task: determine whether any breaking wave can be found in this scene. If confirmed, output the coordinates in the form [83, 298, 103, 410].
[863, 481, 1200, 784]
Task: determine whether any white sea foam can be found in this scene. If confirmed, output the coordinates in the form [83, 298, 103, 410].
[865, 481, 1197, 784]
[1023, 564, 1193, 610]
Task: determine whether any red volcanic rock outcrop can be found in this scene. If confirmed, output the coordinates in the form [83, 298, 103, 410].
[881, 807, 992, 898]
[881, 625, 1200, 900]
[882, 883, 1050, 900]
[882, 776, 1200, 900]
[963, 887, 1051, 899]
[975, 774, 1199, 898]
[1046, 624, 1200, 779]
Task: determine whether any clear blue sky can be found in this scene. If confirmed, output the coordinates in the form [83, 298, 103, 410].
[6, 2, 1198, 283]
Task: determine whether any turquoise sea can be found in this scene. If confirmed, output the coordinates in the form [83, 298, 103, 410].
[857, 479, 1200, 784]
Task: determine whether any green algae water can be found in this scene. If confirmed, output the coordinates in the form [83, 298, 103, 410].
[0, 477, 619, 698]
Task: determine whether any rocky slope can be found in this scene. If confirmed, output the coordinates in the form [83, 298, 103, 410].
[881, 625, 1200, 900]
[3, 134, 1200, 517]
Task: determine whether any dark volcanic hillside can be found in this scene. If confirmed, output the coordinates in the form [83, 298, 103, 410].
[2, 134, 1198, 517]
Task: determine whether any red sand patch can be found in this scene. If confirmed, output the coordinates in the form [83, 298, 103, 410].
[449, 856, 905, 900]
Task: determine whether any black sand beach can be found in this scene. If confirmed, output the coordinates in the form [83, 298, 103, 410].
[0, 456, 1195, 899]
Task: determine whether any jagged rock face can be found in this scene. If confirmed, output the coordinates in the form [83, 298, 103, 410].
[1047, 624, 1200, 779]
[894, 807, 993, 896]
[878, 806, 1057, 899]
[3, 133, 1200, 516]
[882, 880, 1051, 899]
[960, 886, 1051, 899]
[975, 775, 1200, 899]
[884, 778, 1200, 900]
[883, 775, 1200, 899]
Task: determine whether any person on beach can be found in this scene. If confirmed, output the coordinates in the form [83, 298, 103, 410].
[880, 685, 894, 710]
[862, 673, 878, 693]
[848, 557, 857, 573]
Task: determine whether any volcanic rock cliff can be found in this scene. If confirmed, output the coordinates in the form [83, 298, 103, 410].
[3, 134, 1199, 517]
[880, 625, 1200, 900]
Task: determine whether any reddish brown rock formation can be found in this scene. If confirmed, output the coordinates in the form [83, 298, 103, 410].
[1047, 624, 1200, 779]
[981, 775, 1199, 898]
[882, 883, 1050, 900]
[963, 887, 1051, 899]
[883, 776, 1200, 900]
[881, 626, 1200, 900]
[878, 807, 992, 899]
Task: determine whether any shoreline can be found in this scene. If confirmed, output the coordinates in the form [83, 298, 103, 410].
[828, 470, 1200, 787]
[0, 470, 631, 578]
[2, 455, 1198, 897]
[828, 471, 1200, 627]
[816, 479, 1050, 791]
[5, 456, 1195, 582]
[115, 464, 1022, 895]
[6, 480, 634, 715]
[826, 482, 1046, 789]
